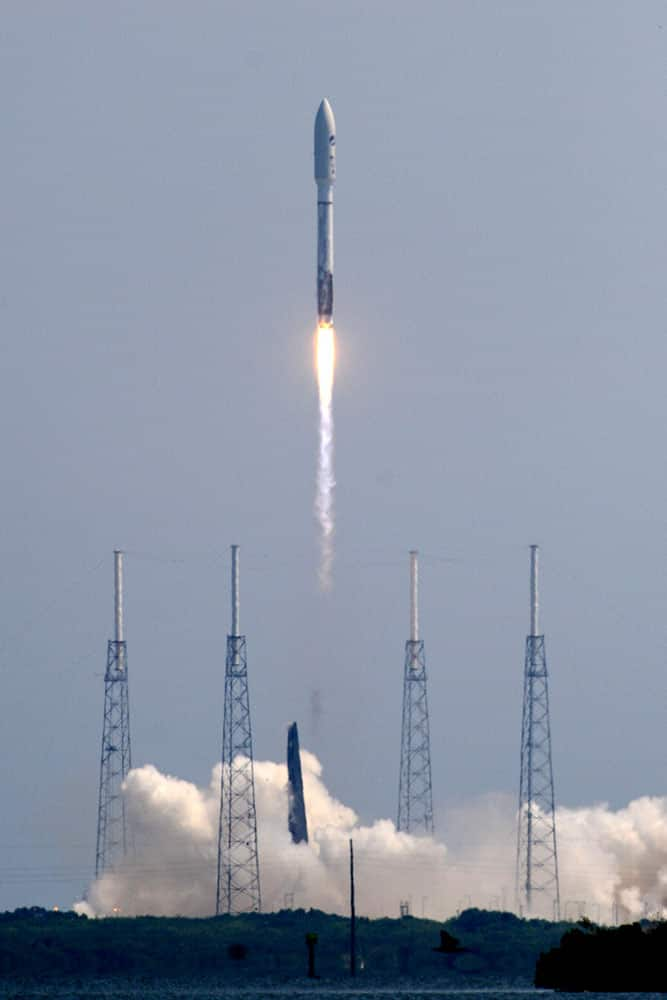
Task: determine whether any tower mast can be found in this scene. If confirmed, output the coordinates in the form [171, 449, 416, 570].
[216, 545, 261, 914]
[516, 545, 560, 917]
[397, 550, 434, 834]
[95, 550, 132, 879]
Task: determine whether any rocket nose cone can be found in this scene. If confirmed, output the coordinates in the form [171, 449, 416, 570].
[314, 98, 336, 182]
[315, 98, 335, 137]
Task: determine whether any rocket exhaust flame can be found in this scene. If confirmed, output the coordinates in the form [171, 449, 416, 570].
[316, 324, 335, 411]
[316, 324, 336, 590]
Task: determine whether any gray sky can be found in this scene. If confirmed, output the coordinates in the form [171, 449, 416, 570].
[2, 1, 666, 910]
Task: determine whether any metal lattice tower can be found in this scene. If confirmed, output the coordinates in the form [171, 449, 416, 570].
[95, 550, 132, 878]
[397, 550, 434, 835]
[516, 545, 561, 918]
[216, 545, 261, 915]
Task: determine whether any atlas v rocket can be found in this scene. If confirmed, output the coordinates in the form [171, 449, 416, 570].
[314, 98, 336, 326]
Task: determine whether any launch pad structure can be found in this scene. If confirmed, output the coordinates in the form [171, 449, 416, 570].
[397, 550, 434, 835]
[216, 545, 261, 915]
[516, 545, 561, 918]
[95, 550, 132, 878]
[87, 539, 564, 922]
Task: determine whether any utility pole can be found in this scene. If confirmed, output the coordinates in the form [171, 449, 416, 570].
[349, 838, 356, 977]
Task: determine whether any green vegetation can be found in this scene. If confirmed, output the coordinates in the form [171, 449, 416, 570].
[0, 906, 568, 983]
[536, 918, 667, 991]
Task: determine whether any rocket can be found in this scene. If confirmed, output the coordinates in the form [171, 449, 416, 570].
[314, 98, 336, 326]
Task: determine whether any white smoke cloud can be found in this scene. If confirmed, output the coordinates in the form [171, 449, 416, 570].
[557, 797, 667, 921]
[76, 753, 667, 924]
[439, 793, 667, 922]
[77, 752, 446, 918]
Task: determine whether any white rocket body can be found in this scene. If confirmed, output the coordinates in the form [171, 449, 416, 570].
[314, 98, 336, 325]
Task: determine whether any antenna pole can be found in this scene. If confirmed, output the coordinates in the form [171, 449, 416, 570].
[410, 550, 418, 642]
[530, 544, 539, 637]
[349, 838, 356, 977]
[114, 550, 124, 644]
[231, 544, 240, 637]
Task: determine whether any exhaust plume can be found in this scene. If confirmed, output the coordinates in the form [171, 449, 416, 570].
[315, 324, 335, 590]
[75, 753, 667, 923]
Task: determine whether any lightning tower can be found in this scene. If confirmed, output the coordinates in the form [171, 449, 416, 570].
[95, 549, 132, 878]
[516, 545, 561, 918]
[397, 550, 434, 835]
[216, 545, 261, 915]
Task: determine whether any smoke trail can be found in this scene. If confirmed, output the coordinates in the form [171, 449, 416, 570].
[315, 325, 335, 590]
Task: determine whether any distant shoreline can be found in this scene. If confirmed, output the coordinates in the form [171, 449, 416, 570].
[0, 906, 568, 984]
